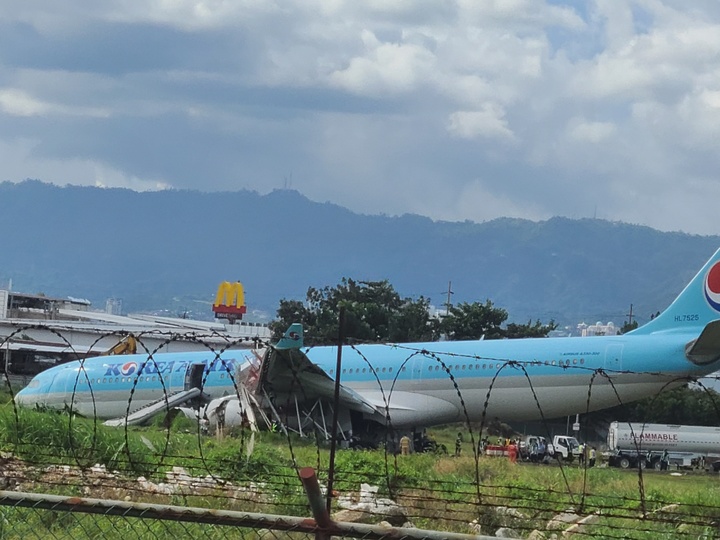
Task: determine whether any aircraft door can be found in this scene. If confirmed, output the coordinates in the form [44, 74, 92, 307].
[604, 345, 623, 372]
[185, 363, 206, 391]
[409, 355, 426, 382]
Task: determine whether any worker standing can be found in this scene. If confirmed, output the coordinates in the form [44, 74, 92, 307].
[400, 435, 411, 456]
[508, 441, 518, 463]
[660, 449, 670, 471]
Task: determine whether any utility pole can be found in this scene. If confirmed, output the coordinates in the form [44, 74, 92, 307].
[626, 304, 634, 326]
[445, 281, 454, 315]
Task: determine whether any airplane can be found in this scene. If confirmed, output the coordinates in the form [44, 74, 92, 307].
[14, 247, 720, 444]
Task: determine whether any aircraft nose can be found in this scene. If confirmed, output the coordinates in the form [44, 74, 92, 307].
[15, 388, 32, 406]
[14, 379, 42, 408]
[14, 387, 31, 406]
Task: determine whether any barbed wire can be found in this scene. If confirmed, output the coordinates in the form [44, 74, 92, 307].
[0, 323, 719, 538]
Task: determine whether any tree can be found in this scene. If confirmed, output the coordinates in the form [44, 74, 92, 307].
[270, 298, 316, 338]
[389, 297, 440, 342]
[270, 278, 438, 345]
[440, 301, 508, 341]
[505, 319, 558, 339]
[605, 385, 720, 425]
[272, 281, 556, 345]
[620, 320, 639, 334]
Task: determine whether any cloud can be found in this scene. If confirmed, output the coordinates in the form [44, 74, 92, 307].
[0, 138, 169, 191]
[567, 118, 616, 143]
[0, 88, 109, 118]
[0, 89, 49, 116]
[329, 30, 436, 96]
[447, 105, 516, 141]
[1, 1, 720, 235]
[452, 177, 548, 223]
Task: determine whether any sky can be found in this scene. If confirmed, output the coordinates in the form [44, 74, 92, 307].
[2, 1, 720, 235]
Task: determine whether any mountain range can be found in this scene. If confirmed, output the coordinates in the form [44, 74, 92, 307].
[1, 180, 718, 330]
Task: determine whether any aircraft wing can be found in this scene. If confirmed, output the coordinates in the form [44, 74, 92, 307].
[259, 324, 377, 415]
[685, 319, 720, 365]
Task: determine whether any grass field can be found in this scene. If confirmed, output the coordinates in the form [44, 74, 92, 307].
[0, 404, 718, 539]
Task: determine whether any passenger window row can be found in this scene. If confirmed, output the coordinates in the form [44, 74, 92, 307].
[76, 371, 230, 385]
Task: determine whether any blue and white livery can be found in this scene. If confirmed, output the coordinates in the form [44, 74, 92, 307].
[15, 247, 720, 437]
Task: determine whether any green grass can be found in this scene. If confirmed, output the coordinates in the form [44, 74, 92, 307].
[0, 405, 718, 538]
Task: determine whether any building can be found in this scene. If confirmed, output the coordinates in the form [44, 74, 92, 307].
[577, 321, 620, 337]
[0, 289, 271, 385]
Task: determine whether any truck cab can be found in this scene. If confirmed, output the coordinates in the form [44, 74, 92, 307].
[548, 435, 581, 462]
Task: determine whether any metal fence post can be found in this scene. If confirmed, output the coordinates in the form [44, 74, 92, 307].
[299, 467, 332, 540]
[326, 306, 345, 512]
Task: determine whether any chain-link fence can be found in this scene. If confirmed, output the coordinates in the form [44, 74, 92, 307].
[0, 486, 500, 540]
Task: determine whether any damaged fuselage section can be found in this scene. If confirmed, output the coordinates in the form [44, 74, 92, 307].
[246, 335, 387, 446]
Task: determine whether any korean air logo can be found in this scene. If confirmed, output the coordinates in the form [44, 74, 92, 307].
[289, 331, 300, 341]
[120, 361, 138, 376]
[704, 262, 720, 312]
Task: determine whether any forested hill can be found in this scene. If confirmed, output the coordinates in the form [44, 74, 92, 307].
[1, 180, 718, 328]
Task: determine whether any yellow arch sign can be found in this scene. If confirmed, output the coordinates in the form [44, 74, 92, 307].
[212, 281, 247, 321]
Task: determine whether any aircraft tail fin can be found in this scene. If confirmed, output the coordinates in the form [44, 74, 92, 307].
[275, 323, 304, 350]
[630, 247, 720, 335]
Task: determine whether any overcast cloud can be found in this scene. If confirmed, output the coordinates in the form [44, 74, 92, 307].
[1, 1, 720, 234]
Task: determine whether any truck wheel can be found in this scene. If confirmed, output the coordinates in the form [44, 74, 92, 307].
[653, 460, 662, 471]
[619, 457, 631, 469]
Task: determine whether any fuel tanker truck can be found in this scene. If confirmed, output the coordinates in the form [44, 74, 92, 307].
[607, 422, 720, 471]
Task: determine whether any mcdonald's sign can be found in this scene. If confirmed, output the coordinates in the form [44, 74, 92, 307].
[212, 281, 247, 322]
